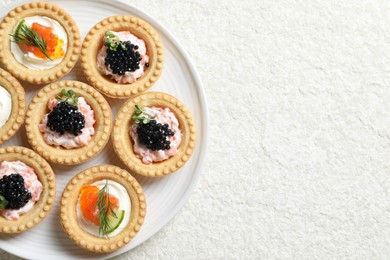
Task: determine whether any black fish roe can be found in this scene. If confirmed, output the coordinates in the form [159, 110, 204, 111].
[0, 173, 32, 209]
[47, 101, 85, 136]
[137, 120, 175, 151]
[105, 41, 143, 75]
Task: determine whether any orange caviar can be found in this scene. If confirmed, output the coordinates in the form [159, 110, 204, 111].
[19, 22, 65, 59]
[79, 185, 119, 226]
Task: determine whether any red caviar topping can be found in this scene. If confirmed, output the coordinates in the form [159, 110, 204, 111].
[79, 185, 119, 226]
[19, 22, 65, 59]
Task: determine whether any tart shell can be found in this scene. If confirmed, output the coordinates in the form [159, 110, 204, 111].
[0, 2, 81, 84]
[0, 146, 56, 233]
[59, 164, 146, 253]
[113, 92, 196, 177]
[81, 16, 164, 98]
[0, 68, 26, 144]
[25, 80, 112, 165]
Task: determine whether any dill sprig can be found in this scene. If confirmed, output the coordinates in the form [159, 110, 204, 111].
[10, 20, 52, 60]
[55, 89, 78, 105]
[104, 31, 126, 51]
[0, 195, 8, 210]
[97, 180, 118, 237]
[132, 104, 154, 124]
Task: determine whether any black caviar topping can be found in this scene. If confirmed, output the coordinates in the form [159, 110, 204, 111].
[0, 173, 31, 210]
[104, 41, 142, 75]
[47, 101, 85, 136]
[136, 119, 175, 151]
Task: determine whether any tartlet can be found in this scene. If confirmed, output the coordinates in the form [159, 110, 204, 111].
[81, 16, 164, 98]
[0, 2, 81, 84]
[0, 146, 56, 233]
[113, 92, 196, 177]
[0, 68, 26, 144]
[25, 80, 112, 165]
[60, 164, 146, 253]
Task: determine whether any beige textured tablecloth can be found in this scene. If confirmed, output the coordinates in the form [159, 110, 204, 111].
[2, 0, 390, 259]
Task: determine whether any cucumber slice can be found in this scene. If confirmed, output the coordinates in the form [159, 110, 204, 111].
[105, 209, 125, 234]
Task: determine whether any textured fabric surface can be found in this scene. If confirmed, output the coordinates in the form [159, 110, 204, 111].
[1, 0, 390, 259]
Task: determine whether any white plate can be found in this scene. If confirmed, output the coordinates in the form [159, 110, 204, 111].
[0, 0, 208, 259]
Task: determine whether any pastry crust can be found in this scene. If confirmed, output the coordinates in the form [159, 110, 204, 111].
[59, 164, 146, 253]
[81, 16, 164, 98]
[25, 80, 112, 165]
[0, 2, 81, 84]
[113, 92, 196, 177]
[0, 68, 26, 144]
[0, 146, 56, 233]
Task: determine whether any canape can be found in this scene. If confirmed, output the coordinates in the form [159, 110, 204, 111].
[0, 68, 26, 144]
[0, 146, 56, 233]
[81, 16, 164, 98]
[25, 80, 112, 165]
[113, 92, 196, 176]
[0, 2, 81, 84]
[60, 165, 146, 253]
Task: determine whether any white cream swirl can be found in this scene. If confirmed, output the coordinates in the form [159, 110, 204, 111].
[10, 16, 68, 70]
[76, 180, 131, 237]
[0, 86, 12, 128]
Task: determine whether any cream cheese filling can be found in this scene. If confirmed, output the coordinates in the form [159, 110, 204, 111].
[10, 16, 68, 70]
[0, 161, 43, 221]
[76, 180, 131, 238]
[0, 86, 12, 128]
[130, 107, 182, 164]
[96, 31, 149, 84]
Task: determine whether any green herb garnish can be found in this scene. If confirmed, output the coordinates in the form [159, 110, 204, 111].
[0, 195, 8, 210]
[132, 104, 153, 124]
[10, 20, 52, 60]
[104, 31, 126, 51]
[97, 180, 118, 237]
[55, 89, 78, 105]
